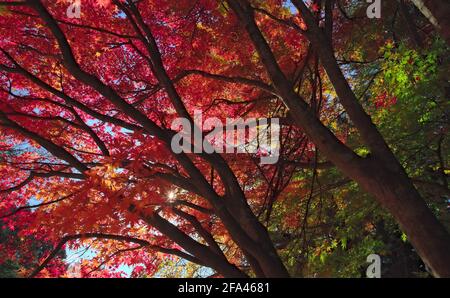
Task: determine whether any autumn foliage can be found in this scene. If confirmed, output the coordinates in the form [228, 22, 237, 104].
[0, 0, 449, 278]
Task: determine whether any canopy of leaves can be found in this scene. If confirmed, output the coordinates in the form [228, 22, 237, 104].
[0, 0, 448, 277]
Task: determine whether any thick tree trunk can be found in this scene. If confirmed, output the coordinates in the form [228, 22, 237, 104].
[360, 159, 450, 277]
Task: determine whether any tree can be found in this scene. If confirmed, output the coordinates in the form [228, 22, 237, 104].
[227, 0, 450, 276]
[0, 0, 448, 277]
